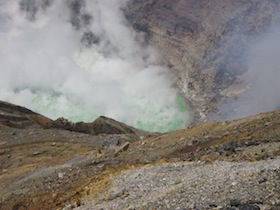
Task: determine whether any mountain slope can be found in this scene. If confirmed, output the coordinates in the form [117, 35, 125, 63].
[0, 101, 279, 209]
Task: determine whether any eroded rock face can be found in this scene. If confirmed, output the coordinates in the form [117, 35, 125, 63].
[125, 0, 280, 121]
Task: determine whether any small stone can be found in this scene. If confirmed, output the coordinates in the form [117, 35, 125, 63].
[106, 188, 125, 201]
[114, 142, 130, 156]
[58, 172, 64, 179]
[209, 203, 218, 208]
[192, 140, 198, 144]
[270, 207, 280, 210]
[264, 122, 270, 126]
[52, 192, 59, 200]
[204, 157, 214, 164]
[230, 199, 241, 207]
[122, 191, 129, 198]
[187, 141, 193, 146]
[230, 189, 235, 193]
[52, 142, 56, 146]
[125, 205, 136, 210]
[32, 196, 40, 203]
[239, 204, 260, 210]
[231, 181, 238, 186]
[32, 151, 41, 156]
[174, 179, 182, 185]
[72, 198, 81, 207]
[267, 200, 275, 205]
[0, 149, 6, 155]
[212, 193, 220, 198]
[248, 158, 257, 162]
[212, 207, 222, 210]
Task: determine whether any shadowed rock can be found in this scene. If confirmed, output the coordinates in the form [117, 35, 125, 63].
[54, 116, 150, 136]
[0, 101, 149, 136]
[0, 101, 53, 128]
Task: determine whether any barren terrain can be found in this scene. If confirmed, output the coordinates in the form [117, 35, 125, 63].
[0, 101, 279, 209]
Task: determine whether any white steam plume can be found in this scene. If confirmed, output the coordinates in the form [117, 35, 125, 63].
[217, 22, 280, 120]
[0, 0, 190, 132]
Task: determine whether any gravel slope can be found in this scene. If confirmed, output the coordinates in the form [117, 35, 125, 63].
[73, 159, 280, 210]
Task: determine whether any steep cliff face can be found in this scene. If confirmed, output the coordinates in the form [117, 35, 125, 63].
[125, 0, 280, 121]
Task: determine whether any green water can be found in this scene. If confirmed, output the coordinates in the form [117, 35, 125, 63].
[31, 91, 190, 133]
[176, 95, 188, 112]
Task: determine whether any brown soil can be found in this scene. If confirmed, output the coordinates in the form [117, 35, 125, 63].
[0, 101, 279, 209]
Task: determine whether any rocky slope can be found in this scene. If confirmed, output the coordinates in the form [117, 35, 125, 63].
[0, 101, 150, 209]
[1, 1, 280, 209]
[0, 101, 280, 209]
[125, 0, 280, 121]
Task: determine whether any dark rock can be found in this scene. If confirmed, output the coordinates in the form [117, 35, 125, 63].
[72, 116, 136, 135]
[54, 115, 149, 136]
[114, 142, 130, 156]
[12, 202, 26, 210]
[222, 208, 237, 210]
[270, 206, 280, 210]
[230, 199, 241, 207]
[0, 101, 53, 128]
[0, 101, 35, 115]
[209, 203, 218, 207]
[239, 204, 260, 210]
[222, 141, 238, 153]
[54, 117, 72, 129]
[102, 135, 122, 148]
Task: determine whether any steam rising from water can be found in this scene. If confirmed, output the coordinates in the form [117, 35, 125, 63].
[0, 0, 190, 132]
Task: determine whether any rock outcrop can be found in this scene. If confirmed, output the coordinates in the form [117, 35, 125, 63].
[0, 101, 149, 137]
[0, 101, 53, 128]
[54, 116, 150, 136]
[125, 0, 280, 121]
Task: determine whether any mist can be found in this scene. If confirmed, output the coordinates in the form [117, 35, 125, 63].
[217, 22, 280, 121]
[0, 0, 190, 132]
